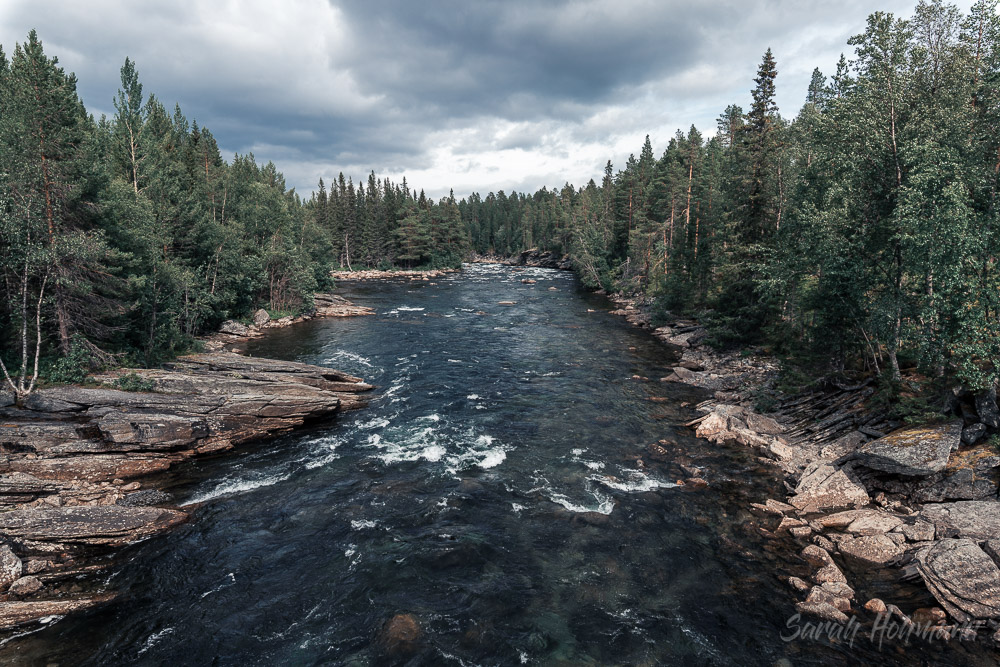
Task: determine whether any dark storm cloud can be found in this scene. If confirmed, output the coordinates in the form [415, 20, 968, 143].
[0, 0, 973, 197]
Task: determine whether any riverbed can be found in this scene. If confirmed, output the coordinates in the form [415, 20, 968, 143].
[4, 264, 992, 665]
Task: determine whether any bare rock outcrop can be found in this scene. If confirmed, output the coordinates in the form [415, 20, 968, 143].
[788, 463, 870, 513]
[920, 501, 1000, 541]
[916, 538, 1000, 622]
[852, 422, 962, 477]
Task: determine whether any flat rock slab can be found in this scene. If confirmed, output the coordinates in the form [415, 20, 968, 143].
[0, 597, 113, 630]
[920, 501, 1000, 540]
[835, 534, 904, 565]
[0, 506, 188, 548]
[917, 538, 1000, 622]
[789, 463, 870, 513]
[853, 422, 962, 477]
[817, 509, 903, 535]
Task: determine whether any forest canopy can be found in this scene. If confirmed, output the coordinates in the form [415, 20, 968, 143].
[2, 0, 1000, 402]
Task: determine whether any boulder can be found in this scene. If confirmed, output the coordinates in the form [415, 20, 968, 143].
[795, 601, 849, 624]
[218, 320, 251, 336]
[899, 520, 935, 542]
[865, 598, 887, 614]
[853, 422, 962, 477]
[963, 423, 988, 446]
[920, 501, 1000, 540]
[789, 463, 870, 513]
[976, 388, 1000, 429]
[378, 613, 422, 655]
[7, 576, 42, 597]
[834, 534, 904, 565]
[252, 308, 271, 328]
[912, 467, 999, 503]
[813, 564, 848, 585]
[805, 586, 851, 612]
[816, 509, 903, 535]
[0, 545, 23, 590]
[916, 538, 1000, 622]
[801, 544, 833, 567]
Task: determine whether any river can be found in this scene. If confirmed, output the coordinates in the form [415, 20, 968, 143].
[3, 264, 992, 665]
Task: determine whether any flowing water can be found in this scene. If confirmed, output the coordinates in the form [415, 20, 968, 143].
[3, 265, 995, 665]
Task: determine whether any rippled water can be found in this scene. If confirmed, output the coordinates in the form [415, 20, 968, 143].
[5, 265, 996, 665]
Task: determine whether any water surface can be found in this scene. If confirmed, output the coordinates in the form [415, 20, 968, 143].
[4, 264, 991, 665]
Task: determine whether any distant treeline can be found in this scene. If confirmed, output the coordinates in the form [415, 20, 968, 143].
[434, 0, 1000, 394]
[0, 30, 467, 394]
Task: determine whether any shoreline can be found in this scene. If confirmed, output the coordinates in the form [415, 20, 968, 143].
[0, 303, 375, 633]
[607, 292, 1000, 645]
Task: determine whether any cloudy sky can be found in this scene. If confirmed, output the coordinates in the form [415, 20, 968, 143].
[0, 0, 977, 199]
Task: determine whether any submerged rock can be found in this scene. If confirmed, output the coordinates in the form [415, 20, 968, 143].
[378, 613, 423, 654]
[852, 422, 962, 477]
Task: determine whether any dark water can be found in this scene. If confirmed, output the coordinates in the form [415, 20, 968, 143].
[4, 265, 995, 665]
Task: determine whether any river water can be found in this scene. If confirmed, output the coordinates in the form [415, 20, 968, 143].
[4, 264, 995, 665]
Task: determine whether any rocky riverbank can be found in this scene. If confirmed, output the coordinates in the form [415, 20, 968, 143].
[609, 293, 1000, 646]
[204, 293, 375, 353]
[329, 268, 458, 281]
[0, 352, 372, 633]
[468, 249, 572, 270]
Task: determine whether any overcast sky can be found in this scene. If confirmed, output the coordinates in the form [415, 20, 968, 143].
[0, 0, 978, 200]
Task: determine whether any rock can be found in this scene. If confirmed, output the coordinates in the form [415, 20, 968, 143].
[899, 520, 935, 542]
[788, 576, 810, 592]
[7, 576, 42, 597]
[977, 387, 1000, 428]
[806, 586, 851, 612]
[790, 526, 813, 539]
[912, 467, 999, 503]
[252, 308, 271, 327]
[776, 517, 807, 533]
[813, 534, 837, 552]
[117, 489, 174, 507]
[853, 422, 962, 477]
[24, 560, 48, 575]
[801, 544, 833, 567]
[0, 506, 188, 550]
[963, 423, 988, 446]
[789, 463, 870, 513]
[813, 564, 848, 585]
[835, 534, 904, 565]
[916, 538, 1000, 622]
[865, 598, 888, 614]
[0, 545, 23, 590]
[911, 607, 947, 626]
[0, 597, 112, 631]
[795, 601, 849, 624]
[218, 320, 251, 336]
[920, 501, 1000, 540]
[767, 440, 795, 461]
[378, 613, 422, 654]
[817, 509, 903, 535]
[821, 581, 855, 600]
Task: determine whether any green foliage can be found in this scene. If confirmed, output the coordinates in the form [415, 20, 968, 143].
[110, 372, 154, 392]
[44, 336, 93, 384]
